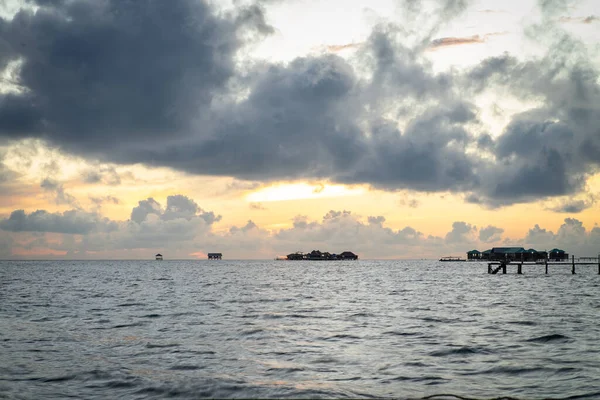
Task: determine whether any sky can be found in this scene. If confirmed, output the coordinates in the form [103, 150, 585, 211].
[0, 0, 599, 259]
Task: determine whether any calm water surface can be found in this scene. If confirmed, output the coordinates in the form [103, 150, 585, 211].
[1, 260, 600, 399]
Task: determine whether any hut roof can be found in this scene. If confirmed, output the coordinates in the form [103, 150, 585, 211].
[467, 250, 481, 254]
[491, 247, 526, 254]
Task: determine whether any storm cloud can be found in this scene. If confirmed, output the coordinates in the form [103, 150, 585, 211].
[0, 0, 266, 145]
[0, 0, 599, 207]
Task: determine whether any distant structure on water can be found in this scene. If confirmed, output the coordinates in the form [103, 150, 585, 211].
[208, 253, 222, 260]
[439, 256, 466, 262]
[155, 253, 163, 261]
[466, 247, 568, 262]
[284, 250, 358, 261]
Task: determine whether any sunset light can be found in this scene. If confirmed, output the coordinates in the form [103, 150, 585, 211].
[246, 183, 366, 203]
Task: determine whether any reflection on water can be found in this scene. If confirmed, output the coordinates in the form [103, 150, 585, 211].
[1, 260, 600, 399]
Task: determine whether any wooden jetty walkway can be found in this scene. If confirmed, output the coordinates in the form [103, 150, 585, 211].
[488, 255, 600, 275]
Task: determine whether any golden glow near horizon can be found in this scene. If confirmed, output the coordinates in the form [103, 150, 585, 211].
[246, 183, 366, 203]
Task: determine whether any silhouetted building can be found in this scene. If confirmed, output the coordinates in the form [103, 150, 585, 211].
[470, 247, 553, 262]
[284, 250, 359, 260]
[208, 253, 222, 260]
[549, 248, 568, 261]
[339, 251, 358, 260]
[467, 250, 481, 260]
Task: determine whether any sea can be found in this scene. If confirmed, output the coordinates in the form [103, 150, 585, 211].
[1, 259, 599, 399]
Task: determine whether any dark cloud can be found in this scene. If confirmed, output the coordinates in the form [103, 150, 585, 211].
[464, 29, 600, 204]
[343, 103, 479, 192]
[82, 166, 121, 185]
[549, 198, 594, 213]
[0, 209, 112, 234]
[2, 3, 483, 197]
[147, 54, 364, 181]
[40, 178, 78, 206]
[0, 0, 599, 208]
[0, 0, 269, 148]
[0, 17, 14, 70]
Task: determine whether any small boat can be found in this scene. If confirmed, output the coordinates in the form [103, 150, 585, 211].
[439, 256, 466, 262]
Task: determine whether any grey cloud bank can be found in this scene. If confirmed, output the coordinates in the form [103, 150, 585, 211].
[0, 0, 599, 206]
[1, 194, 599, 259]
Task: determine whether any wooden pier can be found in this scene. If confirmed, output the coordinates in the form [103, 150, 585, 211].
[488, 255, 600, 275]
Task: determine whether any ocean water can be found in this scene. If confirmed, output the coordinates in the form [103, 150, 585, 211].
[1, 260, 600, 399]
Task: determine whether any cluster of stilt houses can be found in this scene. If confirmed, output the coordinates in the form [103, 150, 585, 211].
[467, 247, 568, 262]
[285, 250, 358, 261]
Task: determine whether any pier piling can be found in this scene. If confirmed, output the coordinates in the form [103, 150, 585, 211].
[486, 254, 598, 275]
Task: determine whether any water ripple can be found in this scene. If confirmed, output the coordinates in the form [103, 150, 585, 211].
[1, 259, 599, 399]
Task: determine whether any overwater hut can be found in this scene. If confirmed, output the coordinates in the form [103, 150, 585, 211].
[549, 248, 568, 261]
[208, 253, 222, 260]
[308, 250, 323, 260]
[339, 251, 358, 260]
[480, 249, 492, 260]
[155, 253, 163, 260]
[285, 250, 359, 260]
[532, 249, 548, 260]
[489, 247, 527, 261]
[470, 247, 552, 262]
[467, 250, 481, 260]
[286, 252, 304, 260]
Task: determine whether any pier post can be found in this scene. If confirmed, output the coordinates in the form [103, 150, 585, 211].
[488, 263, 492, 274]
[598, 254, 599, 275]
[502, 263, 507, 274]
[572, 255, 575, 274]
[545, 259, 548, 274]
[517, 263, 522, 274]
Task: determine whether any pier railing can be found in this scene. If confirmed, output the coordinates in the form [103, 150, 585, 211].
[487, 255, 600, 275]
